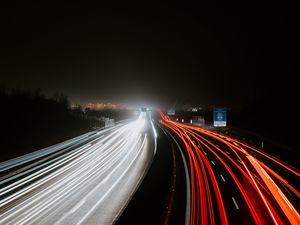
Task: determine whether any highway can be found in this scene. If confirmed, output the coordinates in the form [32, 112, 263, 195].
[0, 112, 157, 225]
[160, 113, 300, 225]
[1, 110, 299, 225]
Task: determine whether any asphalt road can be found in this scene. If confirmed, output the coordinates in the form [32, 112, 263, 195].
[0, 112, 156, 225]
[115, 120, 188, 225]
[160, 113, 300, 225]
[1, 111, 299, 225]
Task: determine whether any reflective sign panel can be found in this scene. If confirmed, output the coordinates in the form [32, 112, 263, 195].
[213, 108, 227, 127]
[167, 108, 175, 115]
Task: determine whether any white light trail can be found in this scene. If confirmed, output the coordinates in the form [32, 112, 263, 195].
[0, 112, 155, 225]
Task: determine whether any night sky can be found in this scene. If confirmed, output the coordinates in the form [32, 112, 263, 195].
[0, 2, 296, 108]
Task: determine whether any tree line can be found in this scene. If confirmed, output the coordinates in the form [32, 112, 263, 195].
[0, 89, 132, 162]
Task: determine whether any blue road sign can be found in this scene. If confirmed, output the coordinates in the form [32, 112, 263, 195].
[213, 108, 227, 127]
[167, 108, 175, 115]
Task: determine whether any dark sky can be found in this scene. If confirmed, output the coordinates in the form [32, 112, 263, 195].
[0, 2, 296, 108]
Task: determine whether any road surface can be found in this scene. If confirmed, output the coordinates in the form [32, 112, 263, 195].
[160, 113, 300, 225]
[116, 117, 188, 225]
[0, 112, 157, 225]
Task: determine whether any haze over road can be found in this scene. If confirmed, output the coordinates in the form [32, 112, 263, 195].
[0, 112, 157, 225]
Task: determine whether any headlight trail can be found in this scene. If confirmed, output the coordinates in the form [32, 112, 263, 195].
[0, 112, 157, 225]
[159, 112, 300, 225]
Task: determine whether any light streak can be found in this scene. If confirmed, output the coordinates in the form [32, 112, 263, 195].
[0, 112, 155, 225]
[160, 112, 300, 225]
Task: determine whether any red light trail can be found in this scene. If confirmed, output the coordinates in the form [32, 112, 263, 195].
[159, 113, 300, 225]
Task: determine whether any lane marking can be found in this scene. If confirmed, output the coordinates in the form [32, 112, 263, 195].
[253, 173, 260, 181]
[225, 151, 230, 155]
[280, 182, 292, 196]
[203, 151, 207, 156]
[211, 161, 215, 166]
[220, 174, 226, 182]
[232, 197, 239, 210]
[69, 199, 86, 214]
[52, 200, 86, 225]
